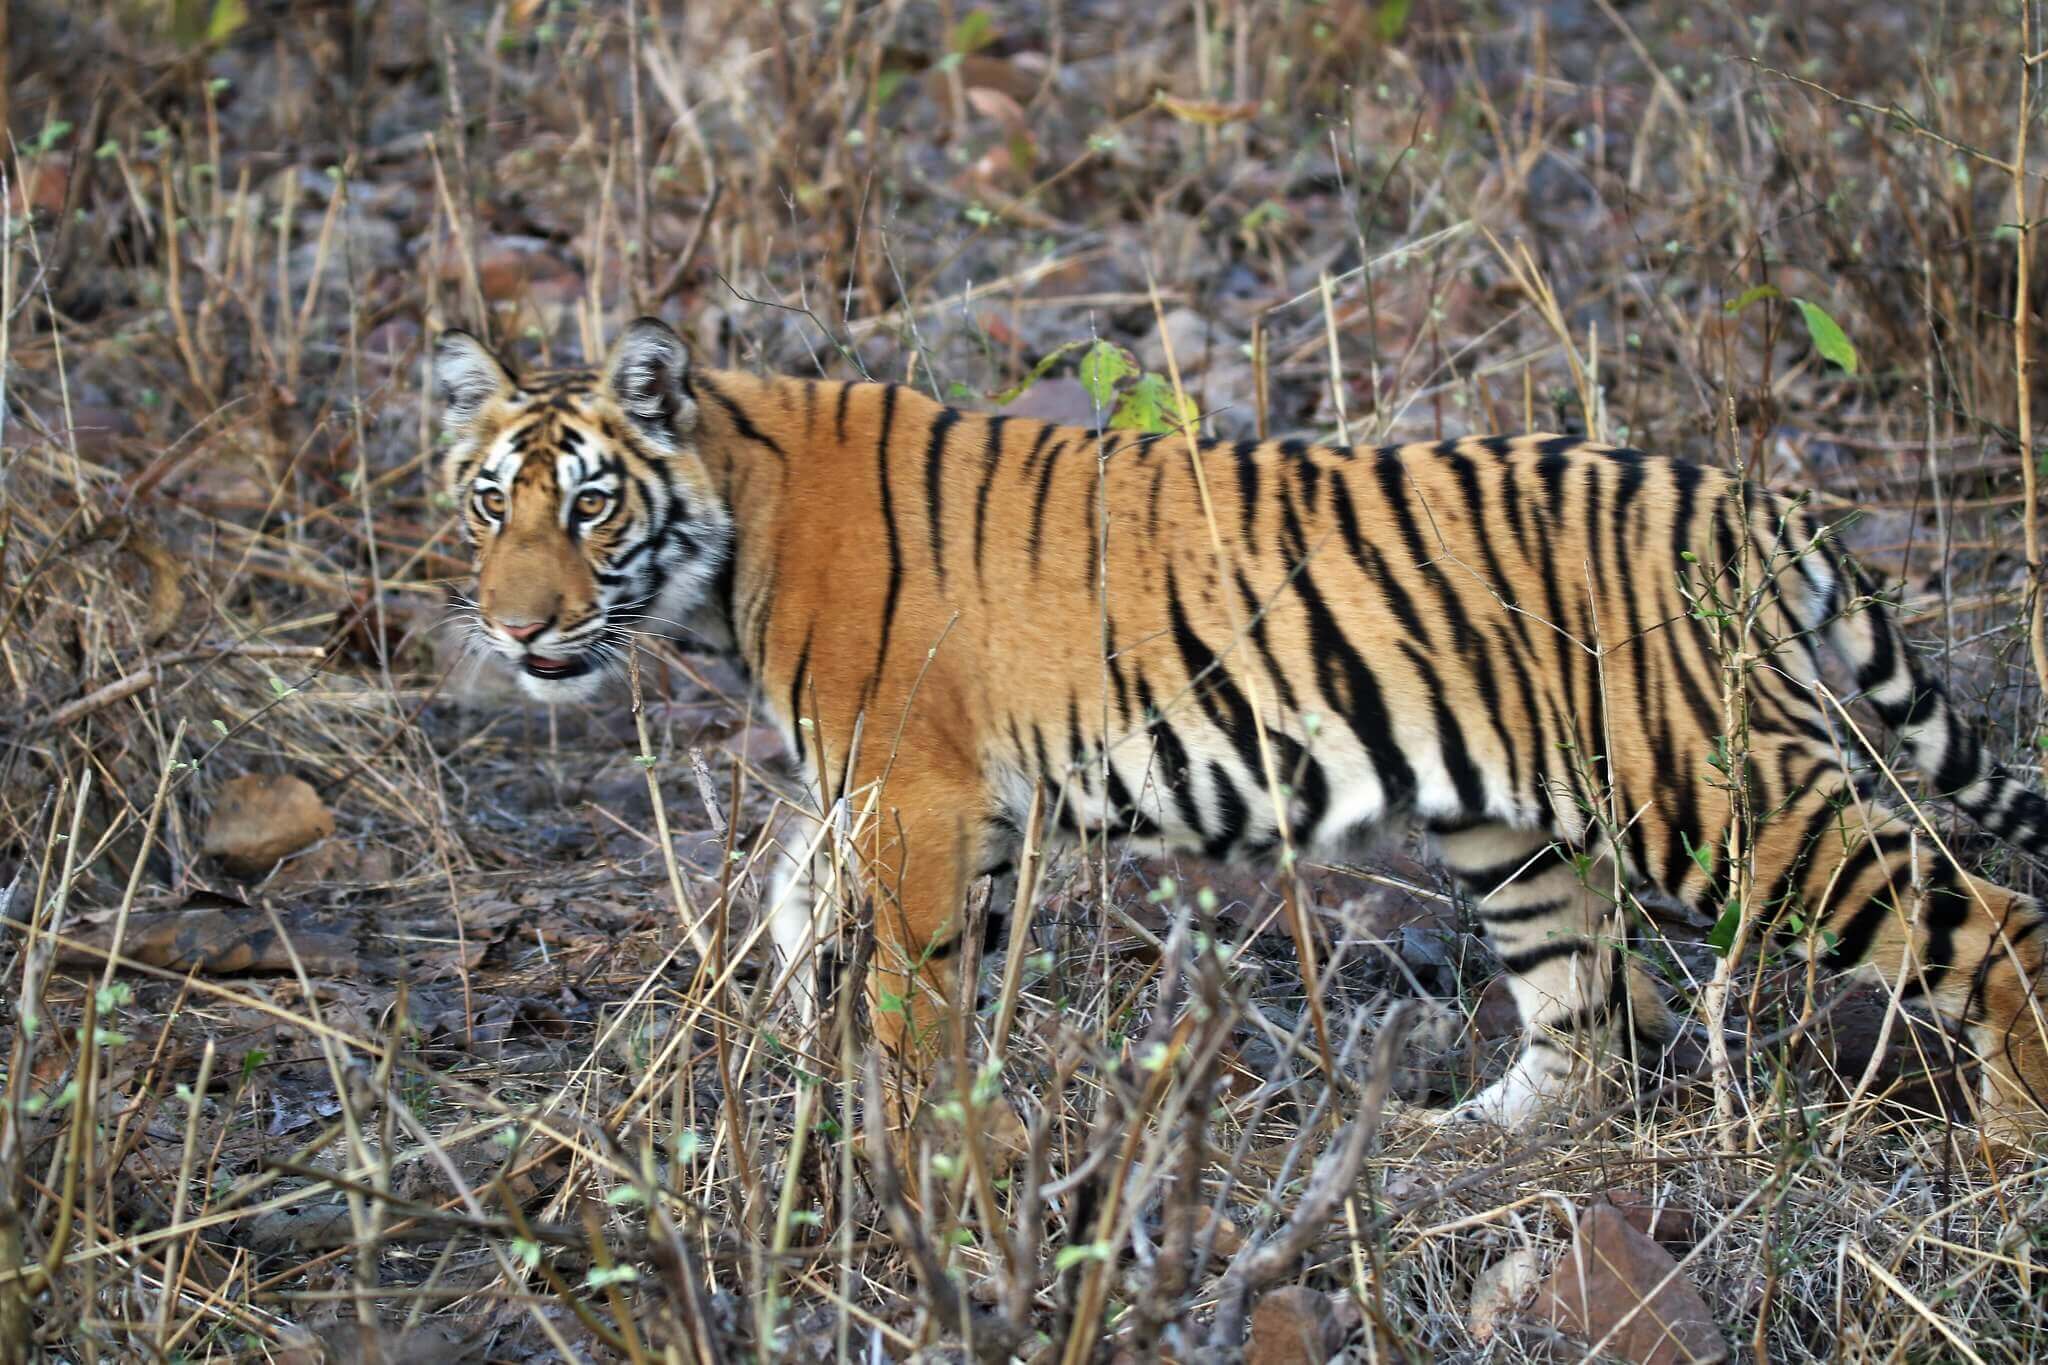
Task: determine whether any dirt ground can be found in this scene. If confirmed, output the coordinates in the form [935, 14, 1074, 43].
[4, 0, 2048, 1360]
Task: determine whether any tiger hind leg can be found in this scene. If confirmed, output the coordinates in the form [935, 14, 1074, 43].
[1432, 826, 1674, 1127]
[1759, 781, 2048, 1150]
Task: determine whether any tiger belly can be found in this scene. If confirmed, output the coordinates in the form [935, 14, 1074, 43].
[992, 699, 1547, 867]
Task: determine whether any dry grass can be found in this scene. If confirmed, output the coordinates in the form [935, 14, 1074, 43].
[4, 0, 2048, 1359]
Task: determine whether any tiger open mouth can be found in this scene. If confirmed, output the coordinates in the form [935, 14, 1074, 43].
[522, 654, 594, 681]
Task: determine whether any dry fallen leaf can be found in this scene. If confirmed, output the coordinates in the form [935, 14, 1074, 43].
[1468, 1245, 1543, 1342]
[1155, 93, 1262, 126]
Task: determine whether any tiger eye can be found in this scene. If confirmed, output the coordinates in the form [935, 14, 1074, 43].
[475, 487, 506, 518]
[574, 489, 610, 519]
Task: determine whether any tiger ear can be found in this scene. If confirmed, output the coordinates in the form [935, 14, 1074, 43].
[604, 317, 695, 441]
[434, 329, 515, 428]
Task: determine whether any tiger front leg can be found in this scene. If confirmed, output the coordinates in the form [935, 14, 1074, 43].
[851, 777, 989, 1169]
[1432, 827, 1673, 1129]
[765, 822, 841, 1037]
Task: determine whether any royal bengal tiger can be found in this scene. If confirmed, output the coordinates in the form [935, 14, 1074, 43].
[434, 316, 2048, 1149]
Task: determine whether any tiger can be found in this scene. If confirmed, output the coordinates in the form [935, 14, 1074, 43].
[434, 315, 2048, 1151]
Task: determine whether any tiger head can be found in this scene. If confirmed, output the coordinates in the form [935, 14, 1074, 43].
[433, 317, 732, 702]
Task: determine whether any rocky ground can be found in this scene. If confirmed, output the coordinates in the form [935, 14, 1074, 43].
[3, 0, 2047, 1360]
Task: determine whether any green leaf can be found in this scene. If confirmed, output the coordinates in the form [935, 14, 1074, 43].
[1792, 298, 1859, 375]
[1376, 0, 1413, 41]
[1077, 340, 1138, 412]
[990, 341, 1087, 407]
[1721, 284, 1780, 315]
[206, 0, 249, 43]
[1681, 832, 1714, 878]
[1707, 899, 1743, 957]
[584, 1265, 638, 1290]
[1054, 1241, 1112, 1271]
[25, 121, 73, 157]
[1112, 372, 1198, 434]
[949, 9, 996, 54]
[871, 68, 908, 107]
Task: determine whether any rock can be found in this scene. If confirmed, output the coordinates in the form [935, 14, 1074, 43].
[1202, 1208, 1246, 1258]
[1473, 974, 1522, 1039]
[1468, 1246, 1543, 1342]
[1197, 360, 1260, 437]
[362, 316, 422, 385]
[61, 404, 141, 462]
[203, 774, 335, 877]
[996, 376, 1101, 427]
[1138, 306, 1219, 376]
[1349, 883, 1464, 984]
[472, 237, 583, 306]
[1608, 1191, 1700, 1254]
[1531, 1203, 1727, 1364]
[1246, 1287, 1363, 1361]
[62, 903, 361, 976]
[1247, 1285, 1344, 1365]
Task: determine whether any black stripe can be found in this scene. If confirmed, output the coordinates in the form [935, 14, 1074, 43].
[1234, 569, 1303, 716]
[1755, 783, 1853, 923]
[1451, 841, 1571, 894]
[1534, 444, 1572, 519]
[1204, 761, 1250, 858]
[1065, 694, 1090, 786]
[1500, 937, 1593, 975]
[1912, 876, 1971, 999]
[924, 407, 961, 583]
[872, 385, 904, 686]
[1285, 562, 1418, 810]
[1233, 440, 1262, 541]
[692, 374, 787, 460]
[1397, 639, 1487, 817]
[1104, 761, 1165, 839]
[1031, 725, 1057, 788]
[972, 415, 1009, 575]
[1375, 448, 1514, 796]
[1020, 423, 1058, 475]
[787, 626, 814, 751]
[1165, 565, 1274, 792]
[1495, 620, 1546, 816]
[1135, 673, 1206, 838]
[1931, 721, 1982, 798]
[1472, 895, 1573, 926]
[1817, 836, 1899, 970]
[1082, 462, 1101, 588]
[1027, 436, 1067, 574]
[1332, 483, 1432, 646]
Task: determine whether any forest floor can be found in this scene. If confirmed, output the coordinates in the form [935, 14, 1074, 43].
[5, 0, 2048, 1360]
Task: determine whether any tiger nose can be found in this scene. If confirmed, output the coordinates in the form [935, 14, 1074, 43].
[499, 617, 549, 643]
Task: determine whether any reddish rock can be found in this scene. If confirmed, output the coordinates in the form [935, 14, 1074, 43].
[1532, 1203, 1727, 1364]
[1473, 973, 1522, 1039]
[203, 774, 335, 877]
[1608, 1191, 1700, 1254]
[1247, 1285, 1345, 1365]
